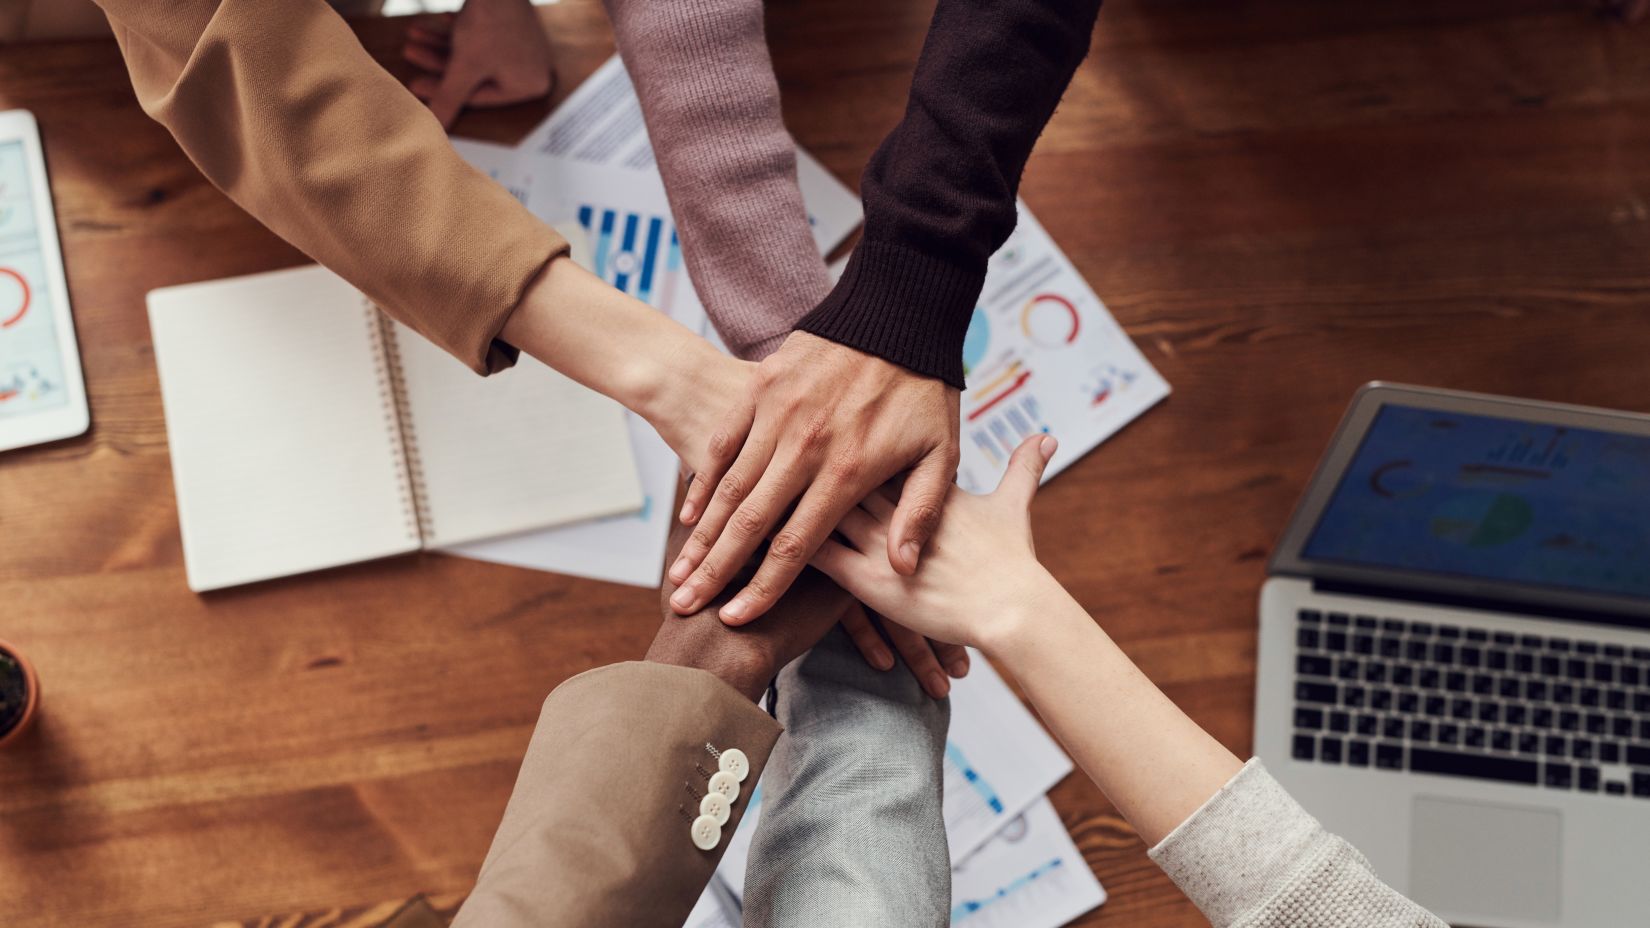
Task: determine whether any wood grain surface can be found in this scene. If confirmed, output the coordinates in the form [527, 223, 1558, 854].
[1, 1, 1647, 926]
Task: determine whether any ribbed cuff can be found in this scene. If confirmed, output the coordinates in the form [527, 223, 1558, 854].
[796, 239, 984, 388]
[1149, 759, 1327, 927]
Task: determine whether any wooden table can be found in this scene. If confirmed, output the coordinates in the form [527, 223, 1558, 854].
[2, 1, 1647, 925]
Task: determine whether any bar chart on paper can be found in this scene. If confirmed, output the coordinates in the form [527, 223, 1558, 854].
[946, 741, 1005, 823]
[953, 856, 1071, 923]
[577, 205, 696, 315]
[950, 799, 1106, 928]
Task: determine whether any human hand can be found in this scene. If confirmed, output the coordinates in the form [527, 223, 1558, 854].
[840, 606, 971, 699]
[641, 351, 759, 480]
[649, 492, 965, 698]
[667, 332, 961, 624]
[403, 0, 556, 129]
[810, 434, 1062, 652]
[647, 511, 854, 701]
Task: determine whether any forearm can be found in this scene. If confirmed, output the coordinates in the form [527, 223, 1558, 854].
[498, 258, 754, 482]
[96, 0, 565, 375]
[985, 577, 1242, 847]
[606, 0, 830, 361]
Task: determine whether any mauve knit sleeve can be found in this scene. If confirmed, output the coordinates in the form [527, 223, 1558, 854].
[604, 0, 833, 363]
[796, 0, 1104, 388]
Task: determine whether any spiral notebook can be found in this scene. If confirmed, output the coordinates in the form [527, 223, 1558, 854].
[147, 264, 643, 592]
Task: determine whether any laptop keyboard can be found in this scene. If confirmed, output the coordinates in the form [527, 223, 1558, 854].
[1291, 609, 1650, 798]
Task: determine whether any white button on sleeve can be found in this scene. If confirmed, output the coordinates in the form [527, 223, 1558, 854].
[700, 791, 731, 826]
[718, 747, 750, 782]
[690, 814, 721, 851]
[708, 770, 741, 803]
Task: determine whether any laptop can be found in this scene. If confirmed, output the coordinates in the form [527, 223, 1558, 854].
[1254, 383, 1650, 927]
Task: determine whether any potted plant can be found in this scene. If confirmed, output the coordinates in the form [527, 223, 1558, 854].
[0, 638, 39, 748]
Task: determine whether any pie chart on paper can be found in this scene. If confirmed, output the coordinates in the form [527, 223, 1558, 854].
[0, 267, 29, 328]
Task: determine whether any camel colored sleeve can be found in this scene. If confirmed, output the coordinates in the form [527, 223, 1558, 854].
[95, 0, 568, 374]
[452, 662, 780, 928]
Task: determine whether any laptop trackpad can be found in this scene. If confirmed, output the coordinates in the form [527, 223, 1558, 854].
[1408, 796, 1562, 923]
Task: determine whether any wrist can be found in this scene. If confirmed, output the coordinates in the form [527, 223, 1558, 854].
[502, 256, 709, 420]
[644, 620, 775, 703]
[631, 338, 717, 429]
[637, 350, 754, 473]
[976, 567, 1084, 664]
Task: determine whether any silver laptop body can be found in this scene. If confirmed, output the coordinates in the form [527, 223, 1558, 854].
[1254, 383, 1650, 927]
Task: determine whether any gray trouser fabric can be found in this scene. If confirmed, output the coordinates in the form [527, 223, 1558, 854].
[741, 624, 952, 927]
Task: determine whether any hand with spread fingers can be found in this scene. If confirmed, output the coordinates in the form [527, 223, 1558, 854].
[810, 434, 1060, 652]
[403, 0, 557, 129]
[666, 332, 961, 626]
[654, 481, 967, 700]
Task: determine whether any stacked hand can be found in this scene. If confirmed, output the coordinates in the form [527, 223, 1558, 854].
[667, 332, 961, 623]
[521, 270, 974, 696]
[811, 434, 1061, 653]
[646, 512, 853, 701]
[638, 332, 968, 697]
[404, 0, 557, 129]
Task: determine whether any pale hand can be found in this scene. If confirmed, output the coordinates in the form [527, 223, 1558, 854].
[668, 332, 961, 625]
[811, 434, 1060, 651]
[403, 0, 556, 129]
[642, 352, 760, 481]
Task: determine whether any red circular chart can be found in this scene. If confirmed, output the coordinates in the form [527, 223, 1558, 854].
[1019, 293, 1080, 348]
[0, 267, 29, 328]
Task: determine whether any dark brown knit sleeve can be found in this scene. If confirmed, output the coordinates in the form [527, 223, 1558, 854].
[797, 0, 1104, 387]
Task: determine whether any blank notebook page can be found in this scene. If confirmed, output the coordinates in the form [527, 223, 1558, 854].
[388, 320, 642, 547]
[149, 267, 419, 591]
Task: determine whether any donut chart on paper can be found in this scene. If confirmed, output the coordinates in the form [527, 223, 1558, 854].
[0, 266, 29, 328]
[1019, 293, 1079, 348]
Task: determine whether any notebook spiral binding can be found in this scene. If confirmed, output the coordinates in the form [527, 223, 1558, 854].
[365, 302, 434, 543]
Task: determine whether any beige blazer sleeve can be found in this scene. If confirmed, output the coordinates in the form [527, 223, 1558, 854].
[93, 0, 568, 375]
[452, 662, 781, 928]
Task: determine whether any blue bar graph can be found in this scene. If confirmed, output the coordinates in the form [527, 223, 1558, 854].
[950, 857, 1067, 923]
[577, 205, 689, 314]
[946, 742, 1003, 815]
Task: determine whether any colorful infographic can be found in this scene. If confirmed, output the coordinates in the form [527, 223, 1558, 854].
[949, 798, 1106, 927]
[955, 203, 1169, 493]
[576, 204, 693, 315]
[0, 140, 68, 419]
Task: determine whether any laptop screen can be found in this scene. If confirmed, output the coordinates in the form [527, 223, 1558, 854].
[1302, 404, 1650, 601]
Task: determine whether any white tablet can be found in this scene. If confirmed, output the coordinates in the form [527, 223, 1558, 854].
[0, 109, 88, 452]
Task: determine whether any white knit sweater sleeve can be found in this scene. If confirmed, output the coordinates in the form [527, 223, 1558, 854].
[1148, 759, 1448, 928]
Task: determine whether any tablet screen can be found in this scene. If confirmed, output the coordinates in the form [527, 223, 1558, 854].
[1302, 404, 1650, 600]
[0, 139, 69, 420]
